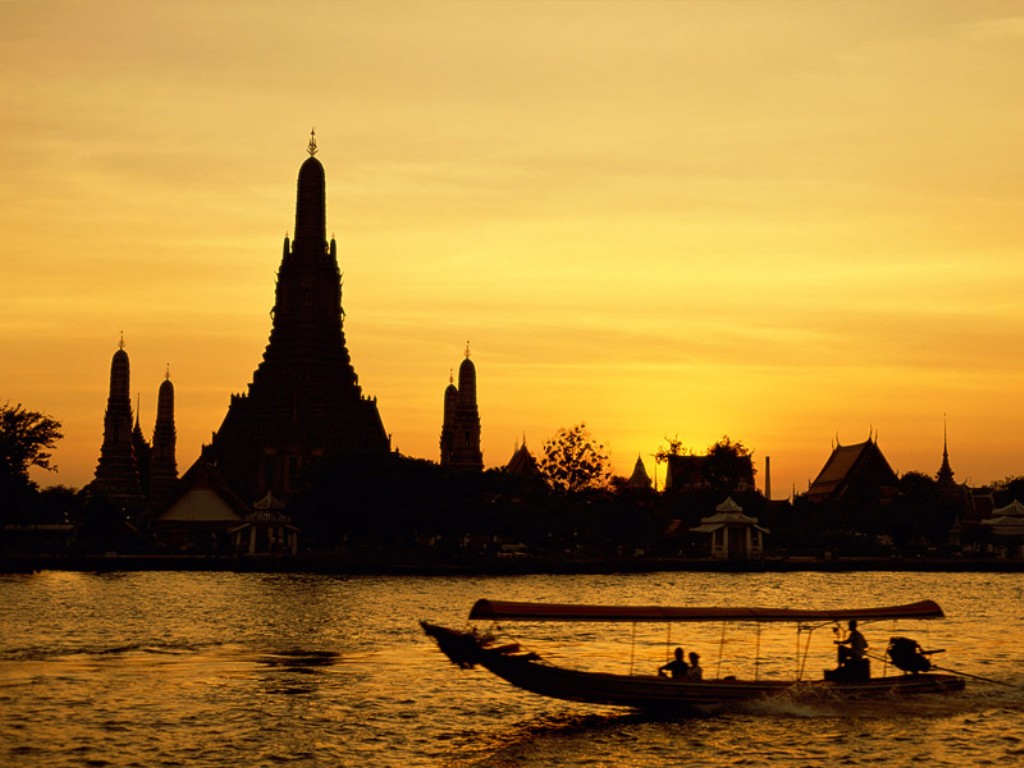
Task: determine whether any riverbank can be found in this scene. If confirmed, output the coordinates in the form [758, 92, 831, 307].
[2, 552, 1023, 574]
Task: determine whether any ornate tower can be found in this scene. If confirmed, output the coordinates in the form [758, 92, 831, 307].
[936, 418, 956, 489]
[91, 336, 145, 513]
[440, 344, 483, 471]
[150, 367, 178, 506]
[202, 133, 389, 501]
[439, 370, 458, 465]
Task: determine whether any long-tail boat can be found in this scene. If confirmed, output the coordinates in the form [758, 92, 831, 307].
[421, 598, 965, 711]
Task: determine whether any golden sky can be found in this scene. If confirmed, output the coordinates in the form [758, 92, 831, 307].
[3, 1, 1023, 497]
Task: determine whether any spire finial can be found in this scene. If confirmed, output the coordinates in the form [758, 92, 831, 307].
[118, 331, 125, 351]
[307, 128, 318, 157]
[465, 340, 471, 359]
[165, 363, 171, 381]
[449, 368, 454, 385]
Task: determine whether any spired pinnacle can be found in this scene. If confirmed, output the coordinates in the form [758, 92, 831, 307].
[307, 128, 318, 157]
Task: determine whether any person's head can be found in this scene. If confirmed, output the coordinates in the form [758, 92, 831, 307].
[674, 647, 683, 660]
[848, 620, 858, 630]
[689, 652, 700, 664]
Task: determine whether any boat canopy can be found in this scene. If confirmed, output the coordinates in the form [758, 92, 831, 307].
[469, 599, 945, 623]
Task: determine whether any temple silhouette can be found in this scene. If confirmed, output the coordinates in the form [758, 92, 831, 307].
[196, 133, 390, 502]
[90, 336, 177, 515]
[440, 345, 483, 471]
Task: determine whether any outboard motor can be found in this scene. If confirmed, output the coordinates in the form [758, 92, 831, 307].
[887, 636, 932, 674]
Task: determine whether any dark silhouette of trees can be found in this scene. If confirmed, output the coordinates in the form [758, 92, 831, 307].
[886, 471, 960, 550]
[655, 435, 684, 463]
[704, 435, 755, 495]
[1, 402, 63, 522]
[992, 476, 1024, 502]
[539, 423, 611, 493]
[1, 402, 63, 482]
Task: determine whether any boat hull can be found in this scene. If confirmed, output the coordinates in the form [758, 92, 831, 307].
[421, 622, 965, 711]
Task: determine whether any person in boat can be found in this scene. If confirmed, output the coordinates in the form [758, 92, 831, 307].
[835, 619, 868, 666]
[658, 647, 689, 679]
[686, 652, 703, 681]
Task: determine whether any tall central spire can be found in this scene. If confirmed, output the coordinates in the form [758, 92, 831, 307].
[200, 138, 389, 503]
[294, 132, 326, 246]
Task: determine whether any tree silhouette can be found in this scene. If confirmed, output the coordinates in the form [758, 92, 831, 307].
[0, 402, 63, 522]
[539, 423, 611, 493]
[0, 401, 63, 482]
[704, 435, 755, 495]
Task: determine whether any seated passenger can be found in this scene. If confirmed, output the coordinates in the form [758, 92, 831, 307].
[658, 647, 689, 679]
[686, 651, 703, 681]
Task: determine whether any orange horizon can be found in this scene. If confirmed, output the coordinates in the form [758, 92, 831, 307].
[7, 1, 1024, 498]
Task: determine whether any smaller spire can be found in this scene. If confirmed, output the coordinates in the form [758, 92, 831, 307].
[938, 413, 955, 487]
[307, 128, 318, 156]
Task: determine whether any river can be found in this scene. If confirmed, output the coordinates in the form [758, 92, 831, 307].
[1, 570, 1022, 767]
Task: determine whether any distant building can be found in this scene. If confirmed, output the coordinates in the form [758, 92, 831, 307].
[936, 424, 956, 490]
[439, 345, 483, 471]
[198, 133, 390, 502]
[154, 460, 249, 553]
[90, 337, 178, 516]
[690, 497, 769, 559]
[91, 337, 145, 514]
[932, 426, 975, 546]
[981, 500, 1024, 558]
[155, 458, 300, 556]
[627, 455, 652, 490]
[805, 436, 898, 504]
[505, 437, 541, 479]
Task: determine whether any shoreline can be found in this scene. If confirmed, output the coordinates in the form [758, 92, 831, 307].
[2, 553, 1023, 575]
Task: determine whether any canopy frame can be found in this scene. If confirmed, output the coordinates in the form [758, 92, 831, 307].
[469, 598, 945, 624]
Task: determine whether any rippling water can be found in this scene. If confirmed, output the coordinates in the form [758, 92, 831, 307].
[1, 570, 1022, 767]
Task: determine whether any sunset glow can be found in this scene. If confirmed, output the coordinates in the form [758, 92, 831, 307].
[4, 1, 1023, 496]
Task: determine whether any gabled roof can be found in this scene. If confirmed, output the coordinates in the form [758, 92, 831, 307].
[505, 442, 541, 477]
[992, 499, 1024, 518]
[716, 496, 743, 513]
[806, 438, 898, 502]
[158, 459, 250, 521]
[468, 599, 945, 623]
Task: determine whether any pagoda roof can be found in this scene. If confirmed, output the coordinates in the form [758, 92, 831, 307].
[992, 499, 1024, 518]
[806, 438, 897, 501]
[505, 440, 542, 477]
[627, 455, 652, 489]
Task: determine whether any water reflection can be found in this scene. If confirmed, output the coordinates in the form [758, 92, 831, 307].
[2, 570, 1023, 767]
